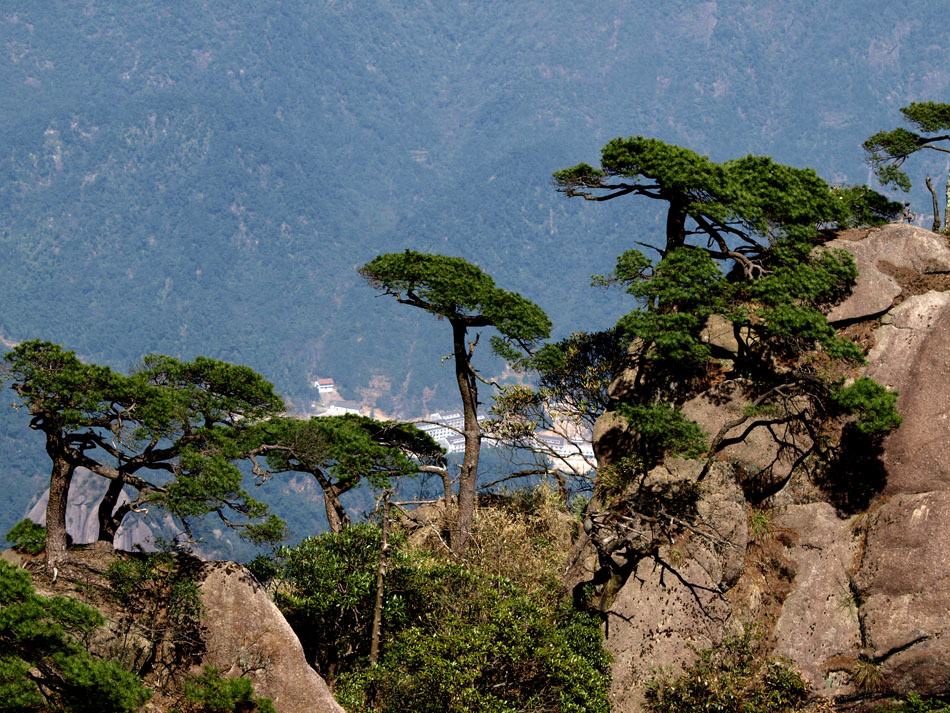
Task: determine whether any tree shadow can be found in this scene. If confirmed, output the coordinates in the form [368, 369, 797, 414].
[815, 425, 888, 515]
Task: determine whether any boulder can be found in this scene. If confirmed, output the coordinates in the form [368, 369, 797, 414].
[16, 547, 344, 713]
[853, 491, 950, 698]
[864, 292, 950, 493]
[771, 503, 862, 697]
[824, 224, 950, 324]
[198, 561, 345, 713]
[599, 463, 746, 712]
[682, 379, 813, 497]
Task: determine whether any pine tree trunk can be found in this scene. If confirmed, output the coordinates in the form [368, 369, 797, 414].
[322, 486, 350, 533]
[96, 476, 125, 544]
[45, 444, 74, 573]
[665, 198, 687, 253]
[944, 166, 949, 232]
[312, 468, 353, 534]
[452, 319, 481, 557]
[369, 490, 392, 665]
[440, 467, 453, 504]
[926, 175, 941, 232]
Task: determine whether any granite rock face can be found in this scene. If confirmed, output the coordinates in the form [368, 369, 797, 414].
[198, 561, 345, 713]
[587, 224, 950, 711]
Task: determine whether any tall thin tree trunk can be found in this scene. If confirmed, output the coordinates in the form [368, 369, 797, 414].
[313, 470, 350, 533]
[440, 467, 453, 504]
[323, 487, 349, 533]
[45, 442, 74, 573]
[369, 490, 393, 665]
[452, 320, 480, 557]
[944, 166, 949, 232]
[926, 175, 941, 232]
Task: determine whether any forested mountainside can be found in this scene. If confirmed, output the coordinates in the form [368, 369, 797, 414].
[3, 0, 950, 536]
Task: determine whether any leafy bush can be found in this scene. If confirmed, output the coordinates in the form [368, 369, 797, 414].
[644, 628, 809, 713]
[0, 560, 150, 713]
[5, 519, 46, 555]
[335, 569, 610, 713]
[182, 666, 275, 713]
[104, 552, 204, 678]
[614, 402, 708, 475]
[269, 524, 407, 675]
[270, 524, 611, 713]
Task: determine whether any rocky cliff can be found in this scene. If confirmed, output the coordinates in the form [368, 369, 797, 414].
[574, 223, 950, 712]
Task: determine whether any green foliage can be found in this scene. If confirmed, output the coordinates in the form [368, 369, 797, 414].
[644, 628, 809, 713]
[5, 519, 46, 555]
[182, 666, 275, 713]
[249, 414, 442, 491]
[558, 136, 853, 252]
[876, 693, 950, 713]
[335, 568, 610, 713]
[556, 137, 896, 506]
[739, 238, 864, 363]
[832, 184, 907, 226]
[104, 552, 204, 676]
[1, 341, 287, 552]
[244, 414, 442, 532]
[1, 341, 128, 430]
[359, 251, 551, 355]
[0, 560, 150, 713]
[616, 247, 724, 365]
[851, 658, 884, 692]
[833, 377, 902, 436]
[516, 328, 628, 427]
[614, 402, 707, 474]
[270, 525, 611, 713]
[270, 524, 400, 673]
[864, 102, 950, 193]
[748, 508, 773, 544]
[901, 102, 950, 133]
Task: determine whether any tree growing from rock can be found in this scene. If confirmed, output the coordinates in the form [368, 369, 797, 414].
[864, 101, 950, 231]
[359, 251, 551, 555]
[554, 138, 903, 588]
[1, 341, 286, 571]
[245, 413, 444, 532]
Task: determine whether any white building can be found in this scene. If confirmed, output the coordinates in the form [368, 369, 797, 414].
[312, 377, 337, 395]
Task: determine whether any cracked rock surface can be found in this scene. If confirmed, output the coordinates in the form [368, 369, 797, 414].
[588, 224, 950, 711]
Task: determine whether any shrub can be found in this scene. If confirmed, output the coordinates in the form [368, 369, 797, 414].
[0, 560, 150, 713]
[644, 627, 810, 713]
[182, 666, 275, 713]
[271, 523, 611, 712]
[833, 377, 902, 436]
[104, 552, 204, 679]
[5, 519, 46, 555]
[334, 569, 611, 713]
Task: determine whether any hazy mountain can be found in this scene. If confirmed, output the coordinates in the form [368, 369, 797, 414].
[2, 0, 949, 540]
